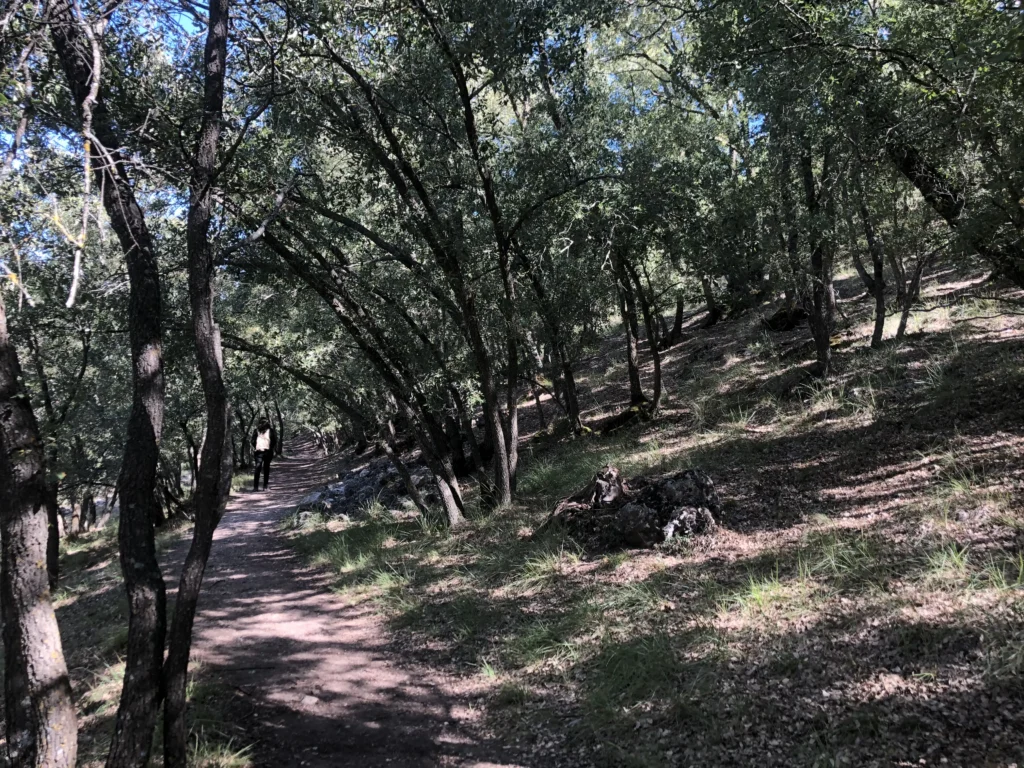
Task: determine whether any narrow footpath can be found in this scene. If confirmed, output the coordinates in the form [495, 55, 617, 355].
[184, 438, 519, 767]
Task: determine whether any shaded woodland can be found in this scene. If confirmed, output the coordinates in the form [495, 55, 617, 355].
[1, 0, 1023, 766]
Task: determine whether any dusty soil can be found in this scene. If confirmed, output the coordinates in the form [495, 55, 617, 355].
[184, 440, 519, 768]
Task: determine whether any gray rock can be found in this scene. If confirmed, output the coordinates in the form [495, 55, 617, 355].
[297, 490, 325, 511]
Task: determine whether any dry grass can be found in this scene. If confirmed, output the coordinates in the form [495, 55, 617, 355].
[289, 267, 1024, 767]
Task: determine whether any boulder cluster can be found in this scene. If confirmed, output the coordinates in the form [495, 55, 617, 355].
[294, 458, 431, 523]
[537, 465, 720, 550]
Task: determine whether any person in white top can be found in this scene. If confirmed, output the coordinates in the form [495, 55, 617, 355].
[250, 418, 278, 491]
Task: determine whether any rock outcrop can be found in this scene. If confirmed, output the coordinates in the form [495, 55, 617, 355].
[294, 458, 432, 523]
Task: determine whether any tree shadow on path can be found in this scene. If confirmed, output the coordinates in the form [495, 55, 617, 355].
[171, 436, 519, 768]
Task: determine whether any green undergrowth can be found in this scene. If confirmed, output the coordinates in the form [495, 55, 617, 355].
[286, 291, 1024, 766]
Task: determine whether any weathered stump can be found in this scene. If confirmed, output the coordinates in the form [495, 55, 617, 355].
[536, 465, 721, 551]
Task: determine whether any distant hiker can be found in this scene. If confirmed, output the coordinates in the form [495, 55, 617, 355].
[251, 418, 278, 491]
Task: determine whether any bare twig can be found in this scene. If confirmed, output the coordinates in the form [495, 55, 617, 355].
[65, 0, 103, 308]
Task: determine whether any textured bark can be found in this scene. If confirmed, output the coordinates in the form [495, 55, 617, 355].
[163, 0, 233, 762]
[47, 2, 168, 764]
[0, 296, 78, 768]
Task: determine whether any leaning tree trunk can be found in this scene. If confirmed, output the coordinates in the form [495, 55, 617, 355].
[163, 0, 234, 763]
[48, 2, 169, 763]
[382, 421, 429, 517]
[881, 131, 1024, 287]
[0, 296, 78, 768]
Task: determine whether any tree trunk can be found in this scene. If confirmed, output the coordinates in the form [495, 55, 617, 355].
[558, 354, 583, 432]
[521, 249, 583, 433]
[69, 491, 81, 538]
[84, 493, 97, 531]
[26, 336, 64, 589]
[502, 321, 520, 495]
[799, 140, 835, 376]
[531, 379, 547, 430]
[468, 323, 512, 506]
[0, 295, 78, 768]
[625, 259, 663, 417]
[48, 3, 169, 762]
[235, 405, 254, 468]
[842, 179, 875, 294]
[382, 422, 428, 516]
[854, 174, 887, 348]
[181, 420, 200, 494]
[895, 250, 938, 340]
[700, 276, 723, 328]
[450, 386, 484, 472]
[669, 297, 685, 345]
[613, 247, 647, 407]
[273, 399, 285, 456]
[44, 483, 61, 588]
[163, 0, 234, 762]
[882, 130, 1024, 288]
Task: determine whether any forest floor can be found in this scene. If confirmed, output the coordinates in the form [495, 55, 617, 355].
[287, 264, 1024, 768]
[4, 263, 1023, 768]
[9, 441, 520, 767]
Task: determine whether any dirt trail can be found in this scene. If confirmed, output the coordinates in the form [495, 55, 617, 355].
[184, 438, 518, 767]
